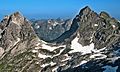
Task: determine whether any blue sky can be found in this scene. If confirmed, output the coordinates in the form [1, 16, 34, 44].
[0, 0, 120, 19]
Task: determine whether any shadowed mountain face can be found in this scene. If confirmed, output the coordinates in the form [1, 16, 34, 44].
[0, 6, 120, 72]
[47, 18, 79, 43]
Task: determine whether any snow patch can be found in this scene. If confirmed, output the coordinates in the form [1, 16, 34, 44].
[36, 25, 40, 29]
[90, 53, 107, 59]
[49, 27, 52, 30]
[35, 47, 40, 49]
[35, 43, 41, 49]
[75, 60, 88, 68]
[38, 53, 51, 59]
[118, 20, 120, 23]
[112, 25, 116, 28]
[42, 43, 66, 51]
[103, 65, 118, 72]
[41, 63, 49, 68]
[69, 37, 94, 55]
[53, 47, 65, 57]
[32, 50, 38, 53]
[13, 38, 20, 46]
[80, 60, 88, 65]
[94, 24, 98, 26]
[53, 22, 59, 26]
[92, 47, 106, 53]
[36, 43, 41, 46]
[61, 54, 71, 62]
[36, 62, 39, 64]
[50, 62, 56, 66]
[41, 62, 56, 68]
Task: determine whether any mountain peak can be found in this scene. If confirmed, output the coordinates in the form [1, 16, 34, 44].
[12, 11, 22, 16]
[100, 11, 111, 19]
[0, 11, 38, 53]
[79, 6, 91, 15]
[10, 11, 24, 25]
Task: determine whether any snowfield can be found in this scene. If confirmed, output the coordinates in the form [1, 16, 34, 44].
[69, 37, 94, 55]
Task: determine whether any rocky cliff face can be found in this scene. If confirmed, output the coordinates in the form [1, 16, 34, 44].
[76, 6, 120, 49]
[61, 6, 120, 72]
[0, 6, 120, 72]
[0, 12, 42, 72]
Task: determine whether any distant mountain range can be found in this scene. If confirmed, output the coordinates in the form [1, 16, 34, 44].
[0, 6, 120, 72]
[31, 18, 72, 41]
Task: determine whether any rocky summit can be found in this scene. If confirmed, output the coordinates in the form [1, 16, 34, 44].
[0, 6, 120, 72]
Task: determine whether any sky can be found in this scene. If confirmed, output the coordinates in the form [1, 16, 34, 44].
[0, 0, 120, 19]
